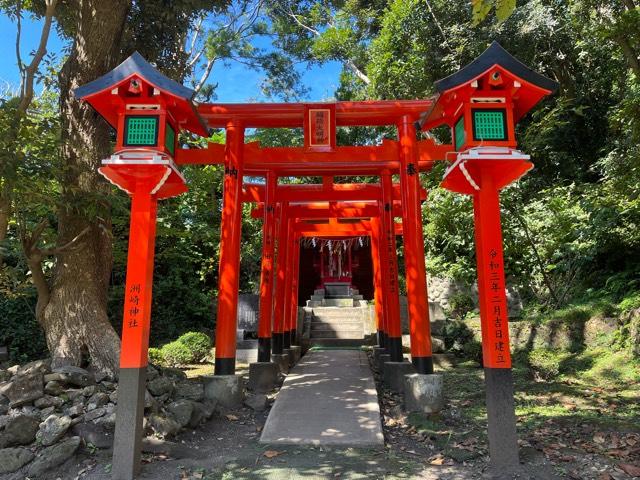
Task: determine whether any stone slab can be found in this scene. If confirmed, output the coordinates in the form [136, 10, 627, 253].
[271, 354, 290, 375]
[260, 349, 383, 446]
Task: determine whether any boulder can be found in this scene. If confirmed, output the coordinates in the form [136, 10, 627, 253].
[0, 370, 11, 382]
[81, 385, 97, 397]
[43, 373, 64, 383]
[4, 372, 44, 407]
[147, 376, 174, 397]
[39, 406, 56, 420]
[65, 404, 84, 418]
[175, 381, 205, 402]
[167, 400, 193, 428]
[0, 447, 35, 474]
[44, 380, 65, 396]
[37, 414, 72, 446]
[146, 365, 160, 382]
[0, 414, 39, 447]
[147, 413, 181, 438]
[52, 366, 95, 387]
[26, 436, 81, 477]
[71, 422, 112, 449]
[161, 367, 187, 381]
[0, 415, 10, 429]
[201, 399, 218, 419]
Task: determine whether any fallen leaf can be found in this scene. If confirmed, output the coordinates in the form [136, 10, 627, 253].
[263, 450, 284, 459]
[619, 463, 640, 476]
[597, 474, 612, 480]
[594, 432, 606, 444]
[226, 414, 239, 421]
[429, 455, 445, 465]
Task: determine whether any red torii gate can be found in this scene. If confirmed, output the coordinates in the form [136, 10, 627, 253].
[74, 42, 557, 479]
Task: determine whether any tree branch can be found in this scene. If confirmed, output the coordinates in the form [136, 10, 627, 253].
[17, 0, 59, 114]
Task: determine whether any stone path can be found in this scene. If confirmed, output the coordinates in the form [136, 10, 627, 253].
[260, 349, 384, 446]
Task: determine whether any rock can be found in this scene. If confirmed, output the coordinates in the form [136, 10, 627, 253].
[39, 406, 56, 420]
[94, 412, 116, 430]
[17, 359, 51, 376]
[44, 380, 65, 396]
[71, 422, 112, 449]
[144, 390, 158, 411]
[0, 394, 8, 406]
[0, 370, 11, 382]
[34, 395, 65, 409]
[92, 370, 110, 384]
[82, 385, 97, 397]
[37, 414, 72, 446]
[161, 367, 187, 381]
[201, 399, 218, 419]
[0, 415, 39, 447]
[26, 436, 81, 477]
[83, 407, 106, 422]
[432, 337, 446, 354]
[0, 447, 35, 474]
[6, 365, 18, 376]
[65, 404, 84, 417]
[147, 413, 181, 438]
[0, 415, 10, 429]
[147, 376, 174, 397]
[146, 365, 160, 382]
[52, 366, 95, 387]
[175, 381, 205, 402]
[87, 392, 109, 410]
[4, 372, 44, 407]
[66, 389, 84, 401]
[43, 373, 64, 383]
[108, 390, 118, 404]
[244, 394, 268, 412]
[188, 402, 207, 428]
[167, 400, 193, 428]
[0, 405, 7, 415]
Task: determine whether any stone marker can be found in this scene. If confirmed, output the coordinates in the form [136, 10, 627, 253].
[403, 373, 444, 413]
[202, 374, 243, 408]
[248, 362, 279, 392]
[271, 354, 290, 375]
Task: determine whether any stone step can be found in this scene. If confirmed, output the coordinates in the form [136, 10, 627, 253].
[310, 331, 364, 339]
[311, 323, 362, 332]
[311, 317, 363, 325]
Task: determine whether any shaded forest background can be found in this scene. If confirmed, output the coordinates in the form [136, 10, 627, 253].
[0, 0, 638, 369]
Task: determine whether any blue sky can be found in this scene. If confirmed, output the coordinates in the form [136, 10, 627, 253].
[0, 13, 343, 102]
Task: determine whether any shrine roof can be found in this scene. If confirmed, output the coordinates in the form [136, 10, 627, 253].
[434, 41, 558, 94]
[74, 52, 208, 136]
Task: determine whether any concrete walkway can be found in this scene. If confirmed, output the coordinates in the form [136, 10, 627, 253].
[260, 349, 384, 446]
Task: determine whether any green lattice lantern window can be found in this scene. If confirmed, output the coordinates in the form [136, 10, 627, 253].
[165, 122, 176, 155]
[124, 115, 159, 147]
[454, 115, 466, 151]
[472, 109, 507, 142]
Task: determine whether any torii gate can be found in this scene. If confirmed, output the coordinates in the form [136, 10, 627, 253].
[74, 42, 557, 479]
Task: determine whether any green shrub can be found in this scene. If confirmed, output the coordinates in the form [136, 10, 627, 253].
[177, 332, 212, 362]
[462, 340, 483, 366]
[528, 349, 561, 381]
[447, 292, 475, 320]
[160, 341, 193, 366]
[148, 347, 164, 365]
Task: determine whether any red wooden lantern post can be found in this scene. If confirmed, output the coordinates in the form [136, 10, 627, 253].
[74, 53, 207, 480]
[422, 42, 558, 471]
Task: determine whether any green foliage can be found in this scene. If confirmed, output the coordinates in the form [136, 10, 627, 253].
[528, 348, 561, 381]
[0, 290, 47, 364]
[148, 347, 164, 365]
[160, 341, 193, 367]
[177, 332, 212, 362]
[446, 292, 476, 320]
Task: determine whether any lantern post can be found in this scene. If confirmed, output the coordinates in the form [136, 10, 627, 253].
[422, 41, 559, 471]
[74, 53, 207, 480]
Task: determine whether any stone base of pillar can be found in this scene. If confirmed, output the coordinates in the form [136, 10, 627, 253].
[377, 353, 391, 372]
[202, 374, 244, 408]
[403, 373, 444, 413]
[288, 346, 301, 365]
[248, 362, 279, 392]
[112, 367, 146, 480]
[373, 346, 385, 366]
[485, 368, 520, 470]
[383, 361, 415, 393]
[271, 353, 290, 375]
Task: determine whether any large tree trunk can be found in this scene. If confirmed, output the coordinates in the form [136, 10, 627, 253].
[40, 0, 130, 376]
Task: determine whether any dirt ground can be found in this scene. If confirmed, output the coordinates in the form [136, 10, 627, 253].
[19, 350, 640, 480]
